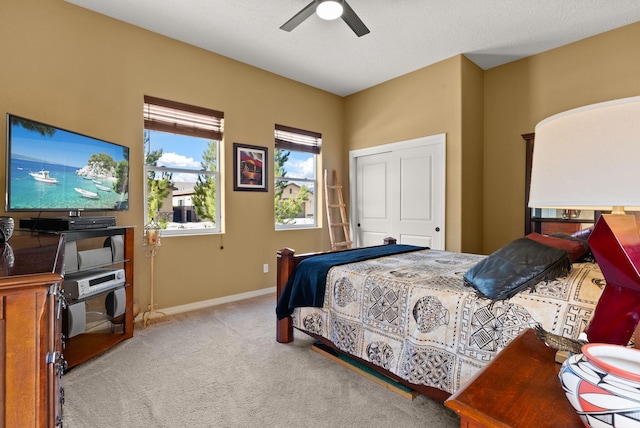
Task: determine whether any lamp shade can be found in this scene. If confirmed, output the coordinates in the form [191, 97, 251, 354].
[530, 96, 640, 346]
[529, 96, 640, 211]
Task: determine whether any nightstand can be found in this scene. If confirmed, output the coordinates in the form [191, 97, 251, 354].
[444, 328, 583, 428]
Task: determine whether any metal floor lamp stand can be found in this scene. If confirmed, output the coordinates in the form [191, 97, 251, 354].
[143, 224, 165, 327]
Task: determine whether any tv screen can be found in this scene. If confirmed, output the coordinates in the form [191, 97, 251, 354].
[6, 114, 129, 213]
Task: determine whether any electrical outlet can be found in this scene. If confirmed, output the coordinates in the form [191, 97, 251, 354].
[263, 263, 269, 273]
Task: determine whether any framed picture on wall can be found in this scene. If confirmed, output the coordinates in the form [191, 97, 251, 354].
[233, 143, 268, 192]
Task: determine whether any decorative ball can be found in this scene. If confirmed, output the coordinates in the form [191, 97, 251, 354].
[559, 343, 640, 427]
[0, 217, 14, 243]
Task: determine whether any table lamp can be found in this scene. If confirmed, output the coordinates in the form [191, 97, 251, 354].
[529, 95, 640, 345]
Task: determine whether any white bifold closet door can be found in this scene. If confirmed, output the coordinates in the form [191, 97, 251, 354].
[350, 134, 445, 249]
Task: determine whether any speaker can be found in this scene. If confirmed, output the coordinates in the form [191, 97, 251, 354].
[106, 235, 124, 262]
[77, 247, 113, 270]
[105, 287, 126, 318]
[66, 301, 86, 338]
[64, 241, 78, 273]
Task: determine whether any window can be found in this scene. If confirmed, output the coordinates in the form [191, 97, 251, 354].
[144, 96, 223, 236]
[274, 124, 321, 229]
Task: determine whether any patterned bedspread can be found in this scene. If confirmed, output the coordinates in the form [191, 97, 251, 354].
[291, 249, 604, 394]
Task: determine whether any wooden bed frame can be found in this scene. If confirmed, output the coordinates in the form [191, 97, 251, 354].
[275, 133, 599, 403]
[275, 236, 451, 403]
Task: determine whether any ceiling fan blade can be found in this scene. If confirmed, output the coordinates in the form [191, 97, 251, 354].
[341, 0, 370, 37]
[280, 1, 317, 32]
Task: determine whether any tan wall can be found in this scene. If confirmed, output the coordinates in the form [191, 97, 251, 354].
[344, 55, 485, 253]
[483, 22, 640, 253]
[460, 57, 485, 253]
[0, 0, 343, 310]
[345, 57, 464, 251]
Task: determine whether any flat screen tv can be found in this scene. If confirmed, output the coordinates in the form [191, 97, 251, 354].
[6, 114, 129, 214]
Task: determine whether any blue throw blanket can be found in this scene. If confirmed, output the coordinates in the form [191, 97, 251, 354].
[276, 244, 425, 319]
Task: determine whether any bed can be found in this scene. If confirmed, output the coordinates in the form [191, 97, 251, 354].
[275, 235, 604, 402]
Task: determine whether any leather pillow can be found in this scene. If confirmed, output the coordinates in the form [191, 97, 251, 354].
[464, 237, 571, 301]
[525, 232, 588, 262]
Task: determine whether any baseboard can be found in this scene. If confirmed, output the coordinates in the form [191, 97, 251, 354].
[135, 286, 276, 322]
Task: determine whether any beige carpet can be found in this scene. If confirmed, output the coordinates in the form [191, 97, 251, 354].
[62, 293, 460, 427]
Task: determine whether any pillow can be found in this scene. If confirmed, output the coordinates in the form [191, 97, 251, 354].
[463, 237, 571, 301]
[525, 232, 588, 263]
[549, 232, 594, 262]
[570, 226, 593, 241]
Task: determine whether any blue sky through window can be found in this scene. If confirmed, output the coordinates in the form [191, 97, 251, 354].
[280, 150, 314, 180]
[146, 131, 208, 170]
[147, 130, 314, 179]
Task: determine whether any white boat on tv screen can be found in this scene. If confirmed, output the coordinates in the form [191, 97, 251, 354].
[29, 170, 58, 184]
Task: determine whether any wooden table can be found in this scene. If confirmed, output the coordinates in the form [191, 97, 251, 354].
[444, 328, 583, 428]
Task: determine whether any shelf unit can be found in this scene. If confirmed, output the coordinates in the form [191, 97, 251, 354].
[57, 226, 135, 369]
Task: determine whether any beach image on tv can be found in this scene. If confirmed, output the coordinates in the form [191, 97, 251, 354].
[7, 116, 129, 211]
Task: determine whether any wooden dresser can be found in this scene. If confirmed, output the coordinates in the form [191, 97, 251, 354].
[0, 233, 65, 427]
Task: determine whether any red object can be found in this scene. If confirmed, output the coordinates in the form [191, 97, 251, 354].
[586, 214, 640, 345]
[577, 381, 611, 413]
[240, 151, 263, 168]
[525, 231, 589, 262]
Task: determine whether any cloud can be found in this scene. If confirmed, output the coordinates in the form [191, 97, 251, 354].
[158, 152, 201, 169]
[287, 157, 314, 178]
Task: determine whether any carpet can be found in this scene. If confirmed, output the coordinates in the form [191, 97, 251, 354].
[62, 293, 460, 427]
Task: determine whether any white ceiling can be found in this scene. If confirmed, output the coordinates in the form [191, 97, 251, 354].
[65, 0, 640, 96]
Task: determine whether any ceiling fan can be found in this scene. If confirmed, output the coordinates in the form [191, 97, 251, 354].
[280, 0, 370, 37]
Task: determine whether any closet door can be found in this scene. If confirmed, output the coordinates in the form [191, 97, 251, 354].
[395, 144, 443, 248]
[351, 135, 445, 249]
[355, 150, 393, 247]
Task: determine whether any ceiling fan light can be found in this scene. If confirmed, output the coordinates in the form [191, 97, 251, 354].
[316, 1, 343, 21]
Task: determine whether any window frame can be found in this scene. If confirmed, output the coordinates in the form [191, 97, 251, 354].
[274, 124, 321, 230]
[144, 96, 224, 236]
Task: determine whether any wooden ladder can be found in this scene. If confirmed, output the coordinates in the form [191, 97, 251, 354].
[324, 169, 352, 251]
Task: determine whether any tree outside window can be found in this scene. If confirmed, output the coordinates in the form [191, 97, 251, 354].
[274, 125, 320, 229]
[144, 96, 223, 236]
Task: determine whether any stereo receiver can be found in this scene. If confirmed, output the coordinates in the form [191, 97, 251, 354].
[64, 268, 126, 300]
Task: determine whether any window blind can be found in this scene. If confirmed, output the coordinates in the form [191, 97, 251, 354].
[144, 95, 224, 140]
[275, 124, 321, 154]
